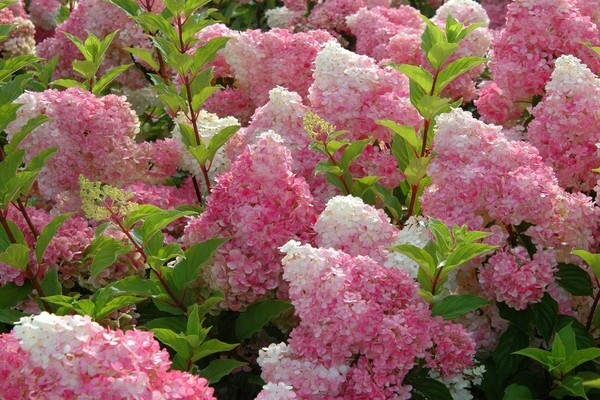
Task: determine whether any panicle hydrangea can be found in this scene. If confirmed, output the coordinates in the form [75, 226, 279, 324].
[226, 87, 334, 207]
[479, 0, 511, 29]
[475, 0, 600, 125]
[182, 135, 317, 310]
[137, 138, 183, 182]
[221, 28, 333, 107]
[308, 41, 421, 143]
[5, 88, 146, 203]
[479, 247, 557, 310]
[0, 7, 36, 57]
[28, 0, 61, 32]
[429, 365, 486, 400]
[528, 55, 600, 192]
[346, 6, 424, 62]
[172, 110, 240, 179]
[0, 205, 93, 286]
[421, 108, 599, 256]
[0, 313, 216, 399]
[257, 241, 475, 398]
[425, 321, 477, 377]
[314, 195, 398, 264]
[306, 0, 392, 35]
[37, 0, 159, 88]
[203, 87, 256, 125]
[265, 6, 304, 29]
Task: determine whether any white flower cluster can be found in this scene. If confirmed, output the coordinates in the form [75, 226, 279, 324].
[429, 365, 486, 400]
[545, 55, 599, 97]
[265, 6, 302, 28]
[13, 312, 102, 369]
[315, 195, 398, 263]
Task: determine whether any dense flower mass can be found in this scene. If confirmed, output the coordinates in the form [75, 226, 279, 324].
[256, 241, 475, 399]
[183, 135, 317, 309]
[422, 108, 599, 254]
[475, 0, 600, 125]
[527, 55, 600, 192]
[3, 0, 600, 398]
[0, 313, 216, 399]
[6, 87, 145, 203]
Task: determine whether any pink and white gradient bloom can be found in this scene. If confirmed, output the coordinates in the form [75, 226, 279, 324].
[6, 88, 147, 203]
[182, 134, 317, 310]
[475, 0, 600, 125]
[0, 313, 216, 399]
[528, 55, 600, 192]
[256, 241, 475, 398]
[479, 247, 557, 310]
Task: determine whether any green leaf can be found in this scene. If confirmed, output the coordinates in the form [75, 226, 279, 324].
[555, 375, 588, 399]
[555, 263, 593, 296]
[0, 243, 29, 270]
[187, 304, 202, 337]
[191, 338, 238, 362]
[206, 125, 239, 161]
[96, 295, 145, 320]
[72, 59, 98, 80]
[109, 0, 141, 16]
[235, 300, 293, 340]
[445, 243, 497, 271]
[93, 64, 132, 95]
[427, 42, 459, 70]
[152, 328, 191, 358]
[561, 348, 600, 375]
[172, 238, 228, 293]
[0, 282, 32, 308]
[431, 294, 489, 320]
[404, 156, 430, 186]
[435, 56, 486, 95]
[572, 250, 600, 281]
[411, 378, 453, 400]
[427, 218, 451, 255]
[88, 237, 132, 278]
[503, 384, 534, 400]
[393, 244, 436, 276]
[339, 139, 370, 170]
[393, 64, 433, 93]
[377, 119, 421, 151]
[39, 268, 61, 296]
[0, 219, 25, 251]
[51, 78, 84, 89]
[557, 316, 595, 350]
[199, 359, 247, 384]
[512, 348, 554, 369]
[420, 16, 445, 56]
[143, 316, 187, 333]
[137, 209, 196, 244]
[35, 213, 74, 264]
[0, 308, 25, 324]
[530, 294, 558, 344]
[126, 47, 159, 71]
[191, 36, 230, 71]
[493, 325, 530, 379]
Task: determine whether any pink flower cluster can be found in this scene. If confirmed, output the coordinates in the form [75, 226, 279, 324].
[422, 108, 599, 254]
[479, 247, 557, 310]
[6, 87, 147, 203]
[0, 205, 93, 287]
[256, 241, 475, 399]
[528, 55, 600, 192]
[308, 41, 421, 143]
[476, 0, 600, 125]
[0, 312, 216, 399]
[182, 135, 317, 310]
[197, 26, 332, 123]
[0, 4, 35, 57]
